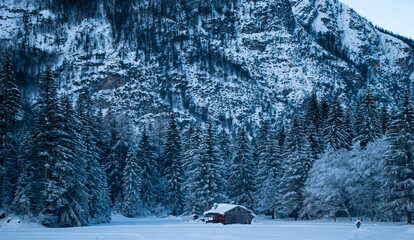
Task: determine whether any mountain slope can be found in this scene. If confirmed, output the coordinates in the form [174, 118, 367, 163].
[0, 0, 412, 129]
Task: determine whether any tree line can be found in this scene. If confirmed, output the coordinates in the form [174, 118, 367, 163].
[1, 59, 413, 226]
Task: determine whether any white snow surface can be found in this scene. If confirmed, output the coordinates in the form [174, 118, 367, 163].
[203, 203, 253, 216]
[1, 215, 413, 240]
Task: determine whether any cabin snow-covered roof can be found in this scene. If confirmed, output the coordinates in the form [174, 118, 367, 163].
[203, 204, 254, 216]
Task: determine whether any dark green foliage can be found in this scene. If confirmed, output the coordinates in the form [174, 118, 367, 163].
[344, 108, 355, 148]
[319, 97, 330, 126]
[137, 126, 159, 208]
[122, 148, 142, 217]
[279, 114, 309, 219]
[304, 93, 324, 160]
[30, 66, 89, 226]
[184, 121, 226, 214]
[228, 128, 255, 210]
[381, 102, 389, 134]
[162, 112, 183, 215]
[257, 130, 282, 217]
[77, 92, 111, 224]
[383, 91, 414, 224]
[324, 95, 350, 151]
[217, 128, 232, 182]
[0, 56, 21, 209]
[356, 91, 381, 149]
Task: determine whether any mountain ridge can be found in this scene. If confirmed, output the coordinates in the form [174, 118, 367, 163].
[0, 0, 412, 130]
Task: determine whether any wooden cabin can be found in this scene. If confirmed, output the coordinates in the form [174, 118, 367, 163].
[203, 203, 255, 224]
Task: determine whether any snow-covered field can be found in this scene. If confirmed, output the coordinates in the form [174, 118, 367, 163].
[1, 215, 413, 240]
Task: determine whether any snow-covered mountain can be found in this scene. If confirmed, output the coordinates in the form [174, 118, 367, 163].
[1, 0, 413, 129]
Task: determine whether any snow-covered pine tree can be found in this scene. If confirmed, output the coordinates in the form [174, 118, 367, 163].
[77, 92, 111, 224]
[91, 107, 112, 223]
[0, 132, 18, 209]
[217, 128, 232, 182]
[182, 124, 194, 173]
[319, 97, 330, 127]
[253, 121, 270, 211]
[251, 136, 260, 171]
[228, 127, 255, 210]
[58, 95, 89, 227]
[305, 93, 321, 129]
[183, 126, 202, 214]
[202, 121, 226, 208]
[381, 102, 389, 134]
[137, 125, 159, 209]
[304, 94, 324, 162]
[95, 107, 108, 165]
[0, 56, 21, 209]
[31, 66, 90, 226]
[356, 91, 381, 148]
[256, 121, 271, 212]
[279, 114, 310, 220]
[383, 91, 414, 224]
[122, 148, 142, 217]
[12, 131, 32, 218]
[255, 120, 270, 170]
[344, 108, 355, 148]
[162, 112, 184, 215]
[323, 95, 350, 151]
[257, 131, 282, 219]
[31, 65, 65, 225]
[103, 107, 123, 208]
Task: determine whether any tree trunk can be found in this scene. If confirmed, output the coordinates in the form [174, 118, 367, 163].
[369, 196, 374, 222]
[271, 210, 275, 219]
[392, 210, 398, 222]
[342, 203, 353, 222]
[333, 214, 336, 222]
[408, 211, 412, 225]
[1, 173, 5, 208]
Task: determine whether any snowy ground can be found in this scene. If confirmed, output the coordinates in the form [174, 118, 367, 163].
[1, 215, 414, 240]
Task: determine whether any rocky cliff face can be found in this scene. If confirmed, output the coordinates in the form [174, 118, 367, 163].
[0, 0, 413, 129]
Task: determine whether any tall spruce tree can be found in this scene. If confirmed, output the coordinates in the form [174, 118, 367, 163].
[32, 66, 89, 226]
[381, 102, 389, 134]
[137, 126, 159, 208]
[305, 93, 321, 129]
[183, 126, 202, 214]
[31, 65, 64, 225]
[0, 56, 21, 209]
[257, 131, 282, 219]
[162, 112, 183, 215]
[324, 95, 350, 151]
[122, 148, 142, 217]
[77, 92, 111, 224]
[277, 124, 286, 148]
[228, 127, 255, 210]
[103, 108, 123, 209]
[256, 120, 271, 210]
[58, 95, 89, 227]
[12, 130, 33, 218]
[319, 97, 330, 126]
[383, 91, 414, 224]
[304, 94, 324, 161]
[356, 91, 381, 148]
[217, 128, 232, 186]
[344, 108, 355, 148]
[200, 121, 226, 208]
[279, 114, 310, 220]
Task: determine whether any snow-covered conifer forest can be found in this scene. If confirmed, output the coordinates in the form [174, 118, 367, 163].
[0, 0, 414, 238]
